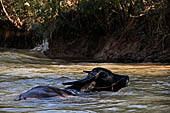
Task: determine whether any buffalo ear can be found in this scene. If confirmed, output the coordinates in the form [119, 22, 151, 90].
[111, 78, 127, 92]
[83, 70, 91, 73]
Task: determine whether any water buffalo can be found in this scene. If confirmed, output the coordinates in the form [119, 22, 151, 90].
[15, 67, 129, 100]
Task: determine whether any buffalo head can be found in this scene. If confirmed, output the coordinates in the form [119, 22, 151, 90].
[63, 67, 129, 92]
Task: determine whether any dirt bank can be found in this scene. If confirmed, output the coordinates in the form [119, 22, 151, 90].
[46, 34, 170, 63]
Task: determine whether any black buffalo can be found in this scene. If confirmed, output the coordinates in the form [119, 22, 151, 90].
[15, 67, 129, 100]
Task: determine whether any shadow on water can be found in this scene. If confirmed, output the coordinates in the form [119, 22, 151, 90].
[0, 48, 170, 113]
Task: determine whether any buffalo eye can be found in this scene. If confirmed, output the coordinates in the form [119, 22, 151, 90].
[99, 72, 108, 78]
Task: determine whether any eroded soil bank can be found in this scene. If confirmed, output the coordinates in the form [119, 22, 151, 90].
[46, 34, 170, 63]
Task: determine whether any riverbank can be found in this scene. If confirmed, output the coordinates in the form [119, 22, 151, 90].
[46, 34, 170, 63]
[1, 1, 170, 63]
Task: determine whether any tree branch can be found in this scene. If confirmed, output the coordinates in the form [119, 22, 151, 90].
[0, 0, 22, 29]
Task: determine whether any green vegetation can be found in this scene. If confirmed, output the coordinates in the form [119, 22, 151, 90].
[0, 0, 170, 48]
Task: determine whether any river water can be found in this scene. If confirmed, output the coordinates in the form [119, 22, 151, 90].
[0, 48, 170, 113]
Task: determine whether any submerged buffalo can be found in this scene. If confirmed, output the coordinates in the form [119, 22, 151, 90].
[15, 67, 129, 100]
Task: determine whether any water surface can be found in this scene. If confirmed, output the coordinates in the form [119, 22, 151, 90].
[0, 48, 170, 113]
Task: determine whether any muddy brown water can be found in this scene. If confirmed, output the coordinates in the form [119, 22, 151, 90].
[0, 48, 170, 113]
